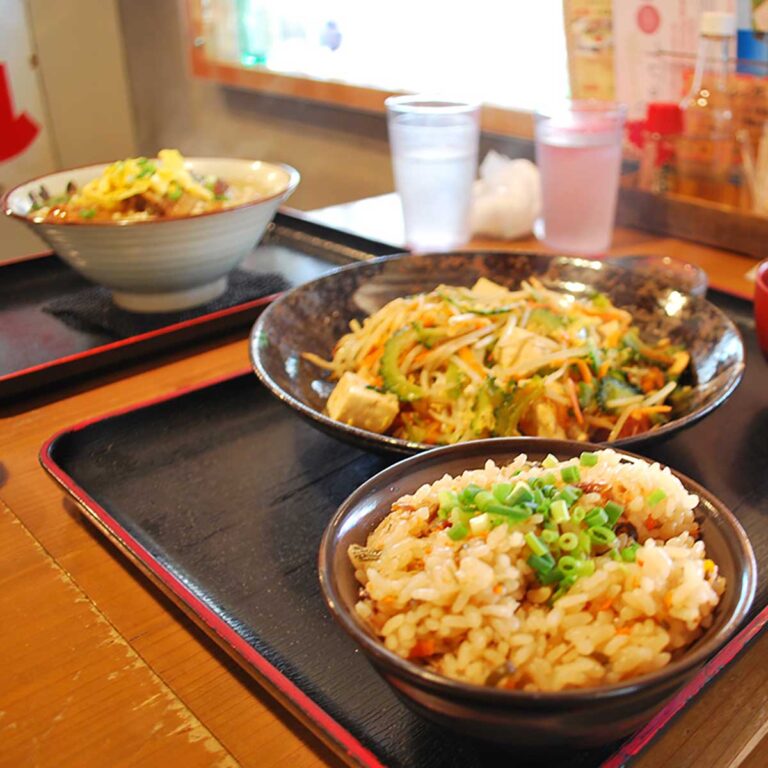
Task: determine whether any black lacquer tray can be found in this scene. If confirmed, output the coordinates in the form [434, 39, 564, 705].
[40, 291, 768, 767]
[0, 211, 400, 400]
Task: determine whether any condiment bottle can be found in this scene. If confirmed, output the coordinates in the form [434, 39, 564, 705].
[638, 102, 683, 194]
[676, 11, 740, 206]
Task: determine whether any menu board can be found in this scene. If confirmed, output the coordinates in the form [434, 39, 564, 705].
[612, 0, 738, 119]
[563, 0, 616, 100]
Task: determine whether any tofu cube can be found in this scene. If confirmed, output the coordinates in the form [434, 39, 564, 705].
[327, 372, 399, 433]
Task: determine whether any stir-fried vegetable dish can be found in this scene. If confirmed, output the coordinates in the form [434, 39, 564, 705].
[305, 277, 691, 443]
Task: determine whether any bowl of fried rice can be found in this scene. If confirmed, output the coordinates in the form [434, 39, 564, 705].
[318, 439, 755, 748]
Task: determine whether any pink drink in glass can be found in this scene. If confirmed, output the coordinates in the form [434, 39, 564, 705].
[535, 102, 626, 256]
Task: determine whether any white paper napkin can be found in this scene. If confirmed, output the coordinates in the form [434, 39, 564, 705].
[470, 151, 541, 240]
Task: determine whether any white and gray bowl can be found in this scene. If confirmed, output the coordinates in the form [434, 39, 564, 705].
[4, 158, 300, 312]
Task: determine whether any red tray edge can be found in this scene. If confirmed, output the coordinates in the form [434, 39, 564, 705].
[37, 369, 768, 768]
[0, 271, 280, 387]
[38, 370, 386, 768]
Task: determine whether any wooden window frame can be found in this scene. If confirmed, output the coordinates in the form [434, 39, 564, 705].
[186, 0, 534, 138]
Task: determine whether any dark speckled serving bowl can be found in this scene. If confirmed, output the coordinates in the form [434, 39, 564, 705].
[318, 438, 757, 749]
[250, 251, 744, 455]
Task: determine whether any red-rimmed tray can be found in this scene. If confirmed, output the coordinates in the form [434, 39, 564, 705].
[39, 287, 768, 767]
[0, 212, 401, 401]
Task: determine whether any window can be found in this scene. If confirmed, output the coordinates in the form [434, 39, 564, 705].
[191, 1, 569, 131]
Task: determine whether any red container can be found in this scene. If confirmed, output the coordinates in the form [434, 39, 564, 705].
[755, 260, 768, 360]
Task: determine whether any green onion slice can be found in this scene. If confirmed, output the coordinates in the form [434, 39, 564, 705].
[588, 526, 617, 545]
[447, 521, 469, 541]
[525, 531, 549, 557]
[585, 507, 608, 528]
[550, 499, 570, 524]
[605, 501, 624, 527]
[492, 482, 513, 502]
[561, 465, 581, 484]
[542, 453, 559, 469]
[541, 529, 559, 544]
[647, 489, 667, 507]
[621, 543, 640, 562]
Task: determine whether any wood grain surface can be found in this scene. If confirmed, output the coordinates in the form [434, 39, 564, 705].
[0, 196, 764, 767]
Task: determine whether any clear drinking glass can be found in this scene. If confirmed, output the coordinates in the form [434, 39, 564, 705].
[385, 95, 480, 252]
[535, 101, 627, 256]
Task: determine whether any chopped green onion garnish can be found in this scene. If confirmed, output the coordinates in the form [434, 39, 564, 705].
[578, 530, 592, 555]
[469, 513, 490, 536]
[459, 483, 483, 507]
[621, 543, 639, 562]
[550, 499, 570, 524]
[558, 532, 579, 551]
[525, 531, 549, 557]
[585, 507, 608, 528]
[167, 184, 183, 201]
[605, 501, 624, 527]
[528, 552, 555, 574]
[438, 490, 458, 509]
[473, 491, 496, 511]
[558, 555, 579, 575]
[571, 505, 586, 523]
[79, 208, 96, 219]
[579, 451, 599, 467]
[576, 559, 596, 577]
[507, 482, 534, 506]
[610, 549, 622, 561]
[541, 528, 559, 544]
[484, 503, 531, 522]
[492, 482, 513, 502]
[538, 566, 564, 585]
[561, 465, 581, 484]
[541, 484, 557, 499]
[588, 526, 617, 545]
[540, 472, 557, 487]
[447, 521, 469, 541]
[542, 453, 559, 469]
[557, 485, 582, 506]
[647, 489, 667, 507]
[551, 574, 578, 601]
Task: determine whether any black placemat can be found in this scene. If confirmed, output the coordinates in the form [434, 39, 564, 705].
[43, 269, 290, 338]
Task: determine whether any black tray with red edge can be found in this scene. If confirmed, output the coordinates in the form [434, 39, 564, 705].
[39, 287, 768, 768]
[0, 211, 401, 401]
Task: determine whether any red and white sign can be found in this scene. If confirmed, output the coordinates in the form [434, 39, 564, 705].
[0, 62, 40, 162]
[0, 0, 57, 259]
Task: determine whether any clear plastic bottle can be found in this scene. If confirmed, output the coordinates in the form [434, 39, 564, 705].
[676, 11, 741, 206]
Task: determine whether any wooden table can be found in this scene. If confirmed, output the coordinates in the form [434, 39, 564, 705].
[1, 195, 765, 768]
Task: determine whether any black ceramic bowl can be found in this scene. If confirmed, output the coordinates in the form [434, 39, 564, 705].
[250, 251, 744, 455]
[318, 438, 756, 749]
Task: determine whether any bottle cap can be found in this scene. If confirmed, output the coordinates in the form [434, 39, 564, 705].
[700, 11, 736, 37]
[646, 102, 683, 135]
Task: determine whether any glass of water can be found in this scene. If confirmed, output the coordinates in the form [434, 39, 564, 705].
[385, 95, 480, 252]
